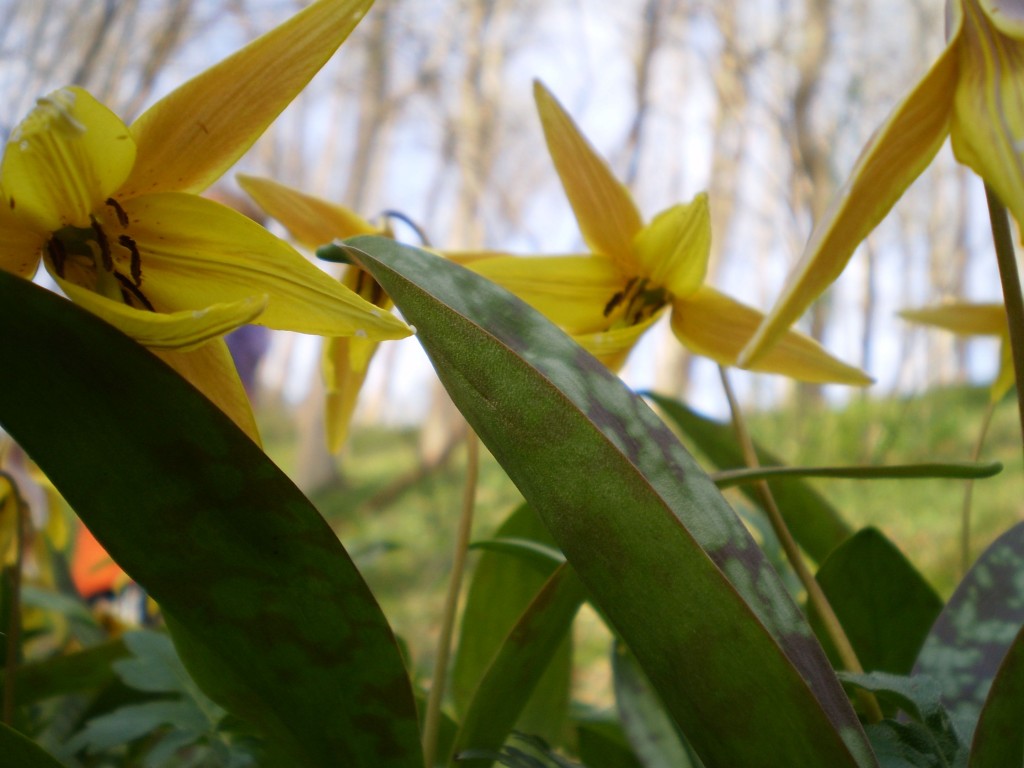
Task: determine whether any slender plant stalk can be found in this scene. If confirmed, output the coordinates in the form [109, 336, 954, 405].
[422, 428, 480, 768]
[985, 185, 1024, 469]
[960, 400, 996, 575]
[2, 472, 27, 726]
[717, 367, 882, 723]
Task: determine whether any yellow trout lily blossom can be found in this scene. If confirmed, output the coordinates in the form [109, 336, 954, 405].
[740, 0, 1024, 368]
[901, 302, 1014, 401]
[468, 80, 870, 383]
[237, 174, 391, 451]
[0, 0, 410, 441]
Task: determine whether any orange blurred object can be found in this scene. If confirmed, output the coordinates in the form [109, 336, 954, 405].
[70, 521, 126, 599]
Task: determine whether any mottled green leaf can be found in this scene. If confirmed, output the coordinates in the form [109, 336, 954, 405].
[453, 504, 572, 749]
[914, 521, 1024, 739]
[612, 642, 701, 768]
[0, 722, 67, 768]
[814, 528, 942, 675]
[0, 271, 420, 768]
[453, 564, 587, 765]
[349, 237, 876, 768]
[968, 622, 1024, 767]
[644, 393, 850, 563]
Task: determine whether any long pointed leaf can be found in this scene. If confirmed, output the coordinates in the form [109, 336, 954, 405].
[0, 272, 420, 768]
[453, 564, 587, 765]
[347, 237, 877, 768]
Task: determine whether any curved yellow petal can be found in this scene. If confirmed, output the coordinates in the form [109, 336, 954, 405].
[632, 194, 711, 297]
[574, 310, 664, 372]
[123, 0, 374, 197]
[237, 174, 378, 248]
[533, 80, 643, 269]
[119, 193, 410, 340]
[0, 196, 46, 278]
[979, 0, 1024, 37]
[674, 287, 872, 385]
[323, 335, 380, 452]
[2, 87, 135, 232]
[901, 301, 1012, 402]
[469, 253, 624, 334]
[900, 302, 1008, 336]
[993, 338, 1016, 401]
[57, 276, 267, 350]
[951, 0, 1024, 230]
[738, 31, 959, 368]
[155, 339, 261, 443]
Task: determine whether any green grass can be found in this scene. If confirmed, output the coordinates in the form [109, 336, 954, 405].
[741, 384, 1022, 597]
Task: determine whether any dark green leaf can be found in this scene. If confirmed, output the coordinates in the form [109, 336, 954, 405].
[1, 639, 129, 706]
[914, 521, 1024, 739]
[712, 462, 1001, 485]
[453, 564, 587, 765]
[574, 718, 643, 768]
[0, 271, 420, 768]
[643, 393, 850, 563]
[453, 504, 572, 748]
[0, 722, 67, 768]
[814, 528, 942, 675]
[349, 237, 876, 768]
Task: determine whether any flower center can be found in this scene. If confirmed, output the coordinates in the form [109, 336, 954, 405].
[45, 198, 153, 310]
[603, 277, 670, 329]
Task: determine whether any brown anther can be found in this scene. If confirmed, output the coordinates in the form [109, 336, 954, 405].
[119, 235, 142, 286]
[115, 273, 155, 311]
[106, 197, 129, 228]
[90, 217, 113, 272]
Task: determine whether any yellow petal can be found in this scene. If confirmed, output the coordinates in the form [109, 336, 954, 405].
[469, 253, 625, 334]
[57, 276, 267, 350]
[951, 0, 1024, 230]
[155, 340, 261, 444]
[122, 0, 374, 197]
[979, 0, 1024, 36]
[738, 33, 959, 368]
[993, 337, 1016, 401]
[574, 310, 664, 371]
[674, 287, 872, 385]
[533, 80, 643, 269]
[119, 193, 410, 340]
[900, 302, 1008, 336]
[323, 335, 380, 452]
[632, 193, 711, 297]
[0, 193, 46, 278]
[237, 174, 378, 248]
[901, 301, 1013, 402]
[2, 87, 135, 232]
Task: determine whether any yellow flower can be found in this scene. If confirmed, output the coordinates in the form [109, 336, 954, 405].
[901, 302, 1014, 401]
[740, 0, 1024, 369]
[467, 81, 869, 383]
[0, 0, 410, 440]
[237, 174, 391, 451]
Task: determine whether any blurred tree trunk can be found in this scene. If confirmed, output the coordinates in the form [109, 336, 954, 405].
[791, 0, 833, 406]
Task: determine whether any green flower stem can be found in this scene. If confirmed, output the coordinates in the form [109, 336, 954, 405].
[985, 185, 1024, 469]
[961, 400, 996, 574]
[717, 368, 882, 723]
[422, 429, 479, 768]
[1, 472, 27, 726]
